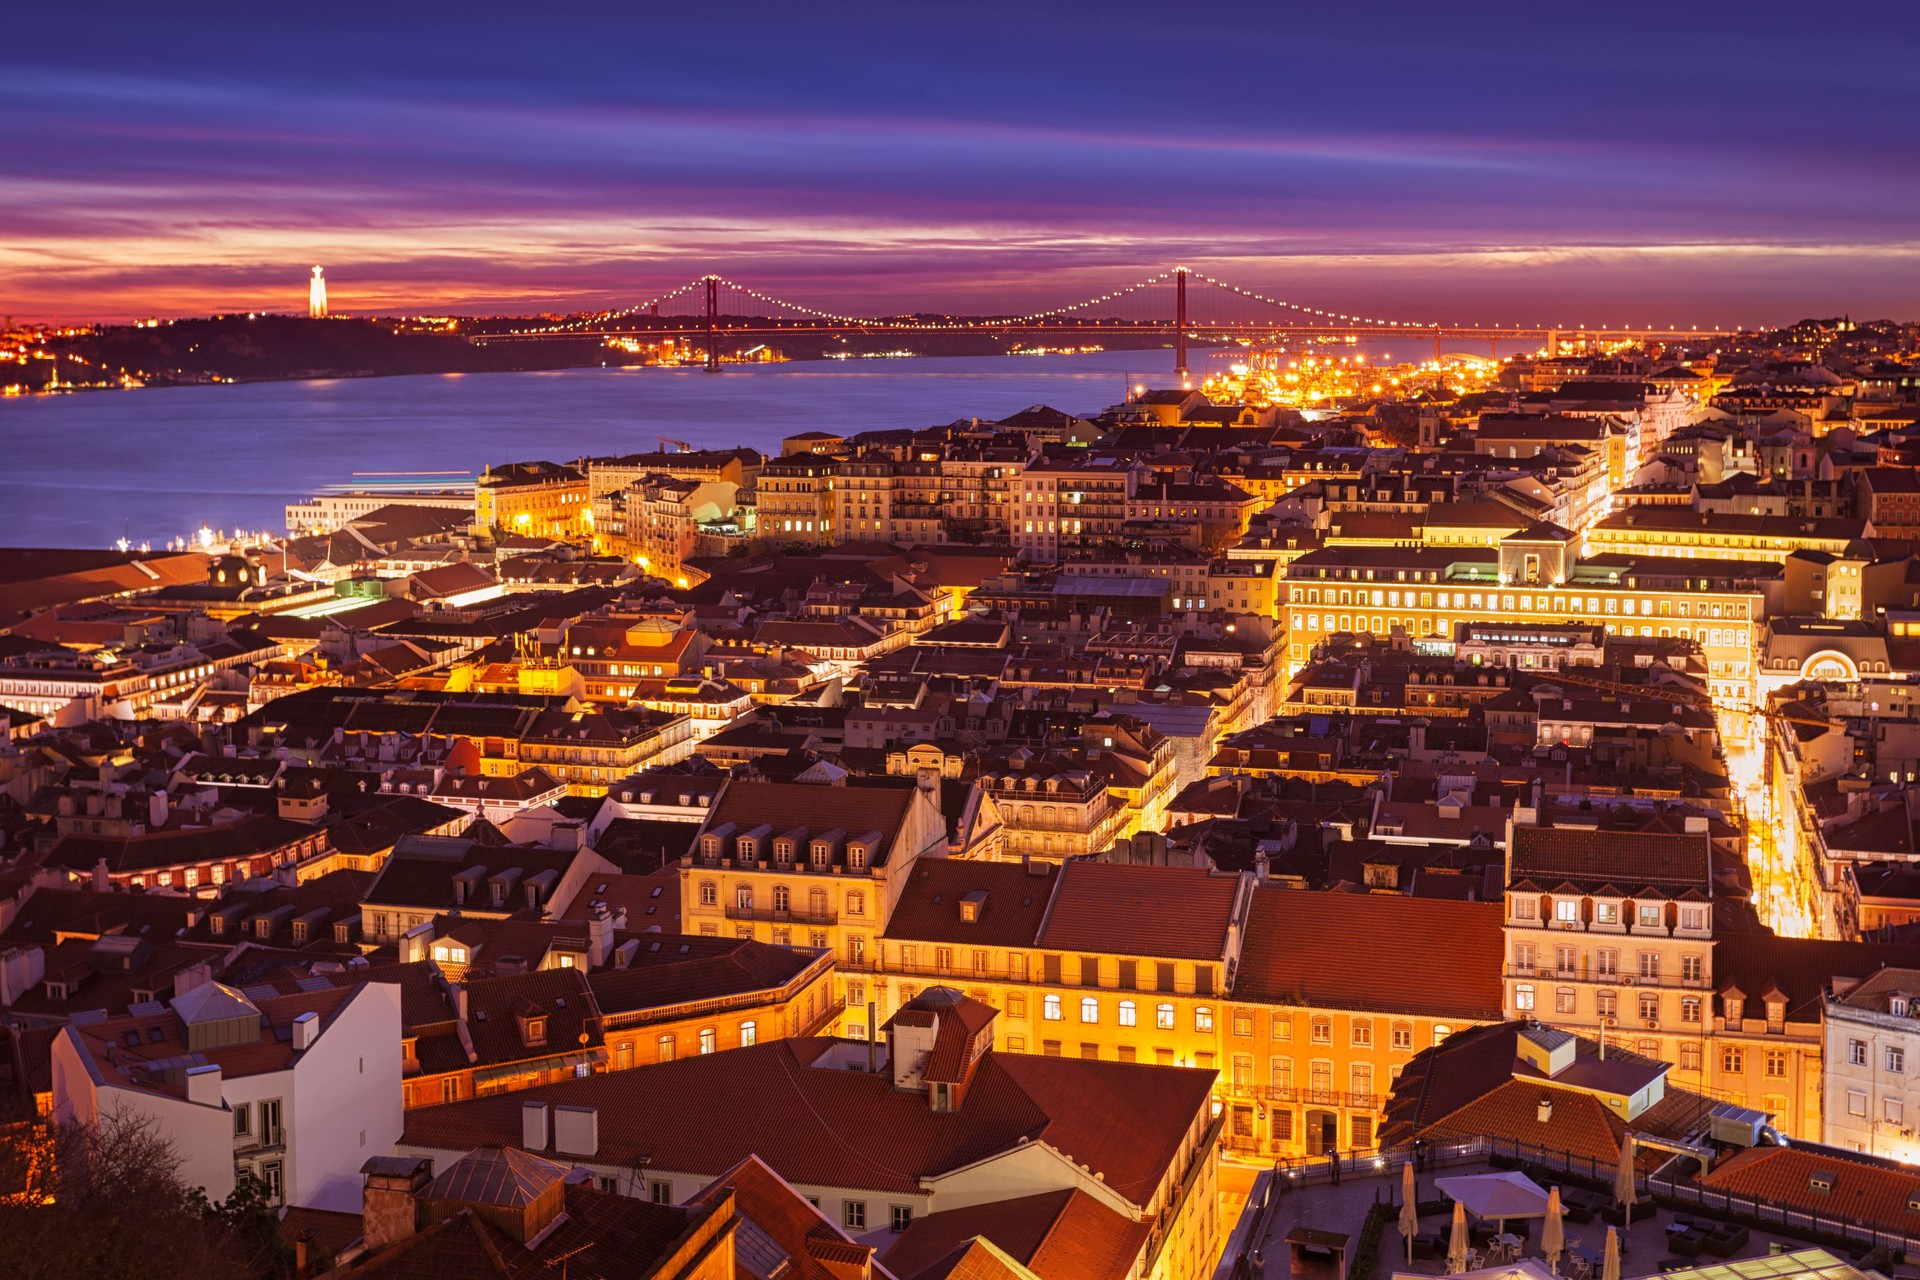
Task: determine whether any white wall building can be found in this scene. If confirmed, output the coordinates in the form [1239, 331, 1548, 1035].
[1823, 967, 1920, 1163]
[50, 978, 403, 1212]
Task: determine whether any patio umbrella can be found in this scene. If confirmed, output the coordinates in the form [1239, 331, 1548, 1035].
[1613, 1136, 1637, 1228]
[1541, 1187, 1565, 1275]
[1447, 1200, 1470, 1276]
[1402, 1161, 1419, 1266]
[1436, 1170, 1553, 1230]
[1602, 1226, 1621, 1280]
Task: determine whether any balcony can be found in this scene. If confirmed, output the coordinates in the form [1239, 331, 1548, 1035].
[725, 903, 836, 926]
[1226, 1081, 1379, 1111]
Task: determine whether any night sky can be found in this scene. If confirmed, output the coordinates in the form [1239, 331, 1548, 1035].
[6, 1, 1918, 325]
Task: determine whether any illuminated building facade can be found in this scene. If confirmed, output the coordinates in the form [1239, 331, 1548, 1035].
[474, 460, 590, 541]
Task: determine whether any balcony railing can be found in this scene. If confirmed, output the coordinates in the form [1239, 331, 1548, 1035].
[724, 903, 837, 926]
[1505, 964, 1709, 990]
[1224, 1081, 1379, 1111]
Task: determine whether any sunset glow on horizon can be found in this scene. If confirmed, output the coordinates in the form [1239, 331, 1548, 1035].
[5, 2, 1918, 325]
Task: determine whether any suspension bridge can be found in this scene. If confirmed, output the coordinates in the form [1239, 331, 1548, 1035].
[469, 268, 1742, 374]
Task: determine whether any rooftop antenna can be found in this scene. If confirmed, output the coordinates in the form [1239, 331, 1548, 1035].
[545, 1243, 594, 1280]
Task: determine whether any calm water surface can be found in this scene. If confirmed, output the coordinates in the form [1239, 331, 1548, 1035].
[0, 351, 1196, 549]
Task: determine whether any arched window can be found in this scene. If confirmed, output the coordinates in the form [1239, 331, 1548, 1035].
[1156, 1002, 1176, 1030]
[1118, 999, 1137, 1027]
[657, 1034, 677, 1063]
[740, 1021, 757, 1046]
[698, 1027, 717, 1055]
[1195, 1006, 1214, 1032]
[1080, 997, 1099, 1024]
[698, 881, 717, 906]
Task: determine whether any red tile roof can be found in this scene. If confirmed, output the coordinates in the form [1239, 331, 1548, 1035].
[703, 778, 918, 866]
[1035, 861, 1244, 961]
[681, 1154, 891, 1280]
[400, 1040, 1212, 1208]
[882, 1188, 1149, 1280]
[1699, 1145, 1920, 1235]
[1508, 825, 1710, 890]
[883, 859, 1061, 949]
[1236, 889, 1506, 1019]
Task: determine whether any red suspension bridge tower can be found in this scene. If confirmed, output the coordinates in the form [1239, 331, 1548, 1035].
[1173, 267, 1188, 382]
[703, 275, 720, 371]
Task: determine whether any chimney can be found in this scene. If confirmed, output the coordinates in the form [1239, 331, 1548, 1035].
[552, 1104, 598, 1156]
[185, 1063, 222, 1106]
[292, 1011, 319, 1051]
[149, 791, 169, 830]
[361, 1157, 433, 1250]
[521, 1100, 550, 1150]
[1538, 1097, 1554, 1124]
[294, 1231, 314, 1280]
[92, 857, 110, 893]
[587, 904, 614, 969]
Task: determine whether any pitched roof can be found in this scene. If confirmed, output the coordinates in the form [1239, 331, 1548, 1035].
[881, 1189, 1148, 1280]
[400, 1040, 1212, 1207]
[680, 1154, 891, 1280]
[882, 858, 1061, 949]
[1698, 1145, 1920, 1235]
[1236, 889, 1506, 1018]
[1035, 861, 1243, 961]
[702, 778, 918, 865]
[1508, 824, 1710, 890]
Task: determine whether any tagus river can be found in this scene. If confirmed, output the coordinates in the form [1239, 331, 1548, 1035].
[1, 350, 1227, 549]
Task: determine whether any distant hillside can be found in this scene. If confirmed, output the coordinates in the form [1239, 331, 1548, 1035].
[53, 316, 615, 384]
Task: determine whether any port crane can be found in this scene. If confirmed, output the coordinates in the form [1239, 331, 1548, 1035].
[658, 437, 691, 453]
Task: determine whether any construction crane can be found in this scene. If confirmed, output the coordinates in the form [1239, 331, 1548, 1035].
[658, 436, 691, 453]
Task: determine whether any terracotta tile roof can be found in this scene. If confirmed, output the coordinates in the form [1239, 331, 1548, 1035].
[1508, 824, 1710, 890]
[278, 1206, 363, 1263]
[680, 1154, 889, 1280]
[463, 968, 601, 1067]
[703, 778, 918, 867]
[882, 1188, 1148, 1280]
[1712, 934, 1920, 1022]
[1235, 889, 1506, 1019]
[400, 1041, 1211, 1208]
[1382, 1020, 1718, 1165]
[1035, 861, 1244, 961]
[883, 859, 1061, 949]
[902, 1238, 1039, 1280]
[349, 1185, 700, 1280]
[1698, 1145, 1920, 1235]
[1422, 1077, 1628, 1165]
[587, 935, 821, 1020]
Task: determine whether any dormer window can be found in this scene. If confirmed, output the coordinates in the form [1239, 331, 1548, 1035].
[1895, 996, 1911, 1018]
[525, 1017, 547, 1046]
[848, 845, 867, 871]
[1554, 899, 1579, 925]
[811, 843, 830, 869]
[773, 841, 793, 866]
[1638, 904, 1663, 928]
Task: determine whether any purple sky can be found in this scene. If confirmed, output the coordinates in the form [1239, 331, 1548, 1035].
[5, 1, 1918, 325]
